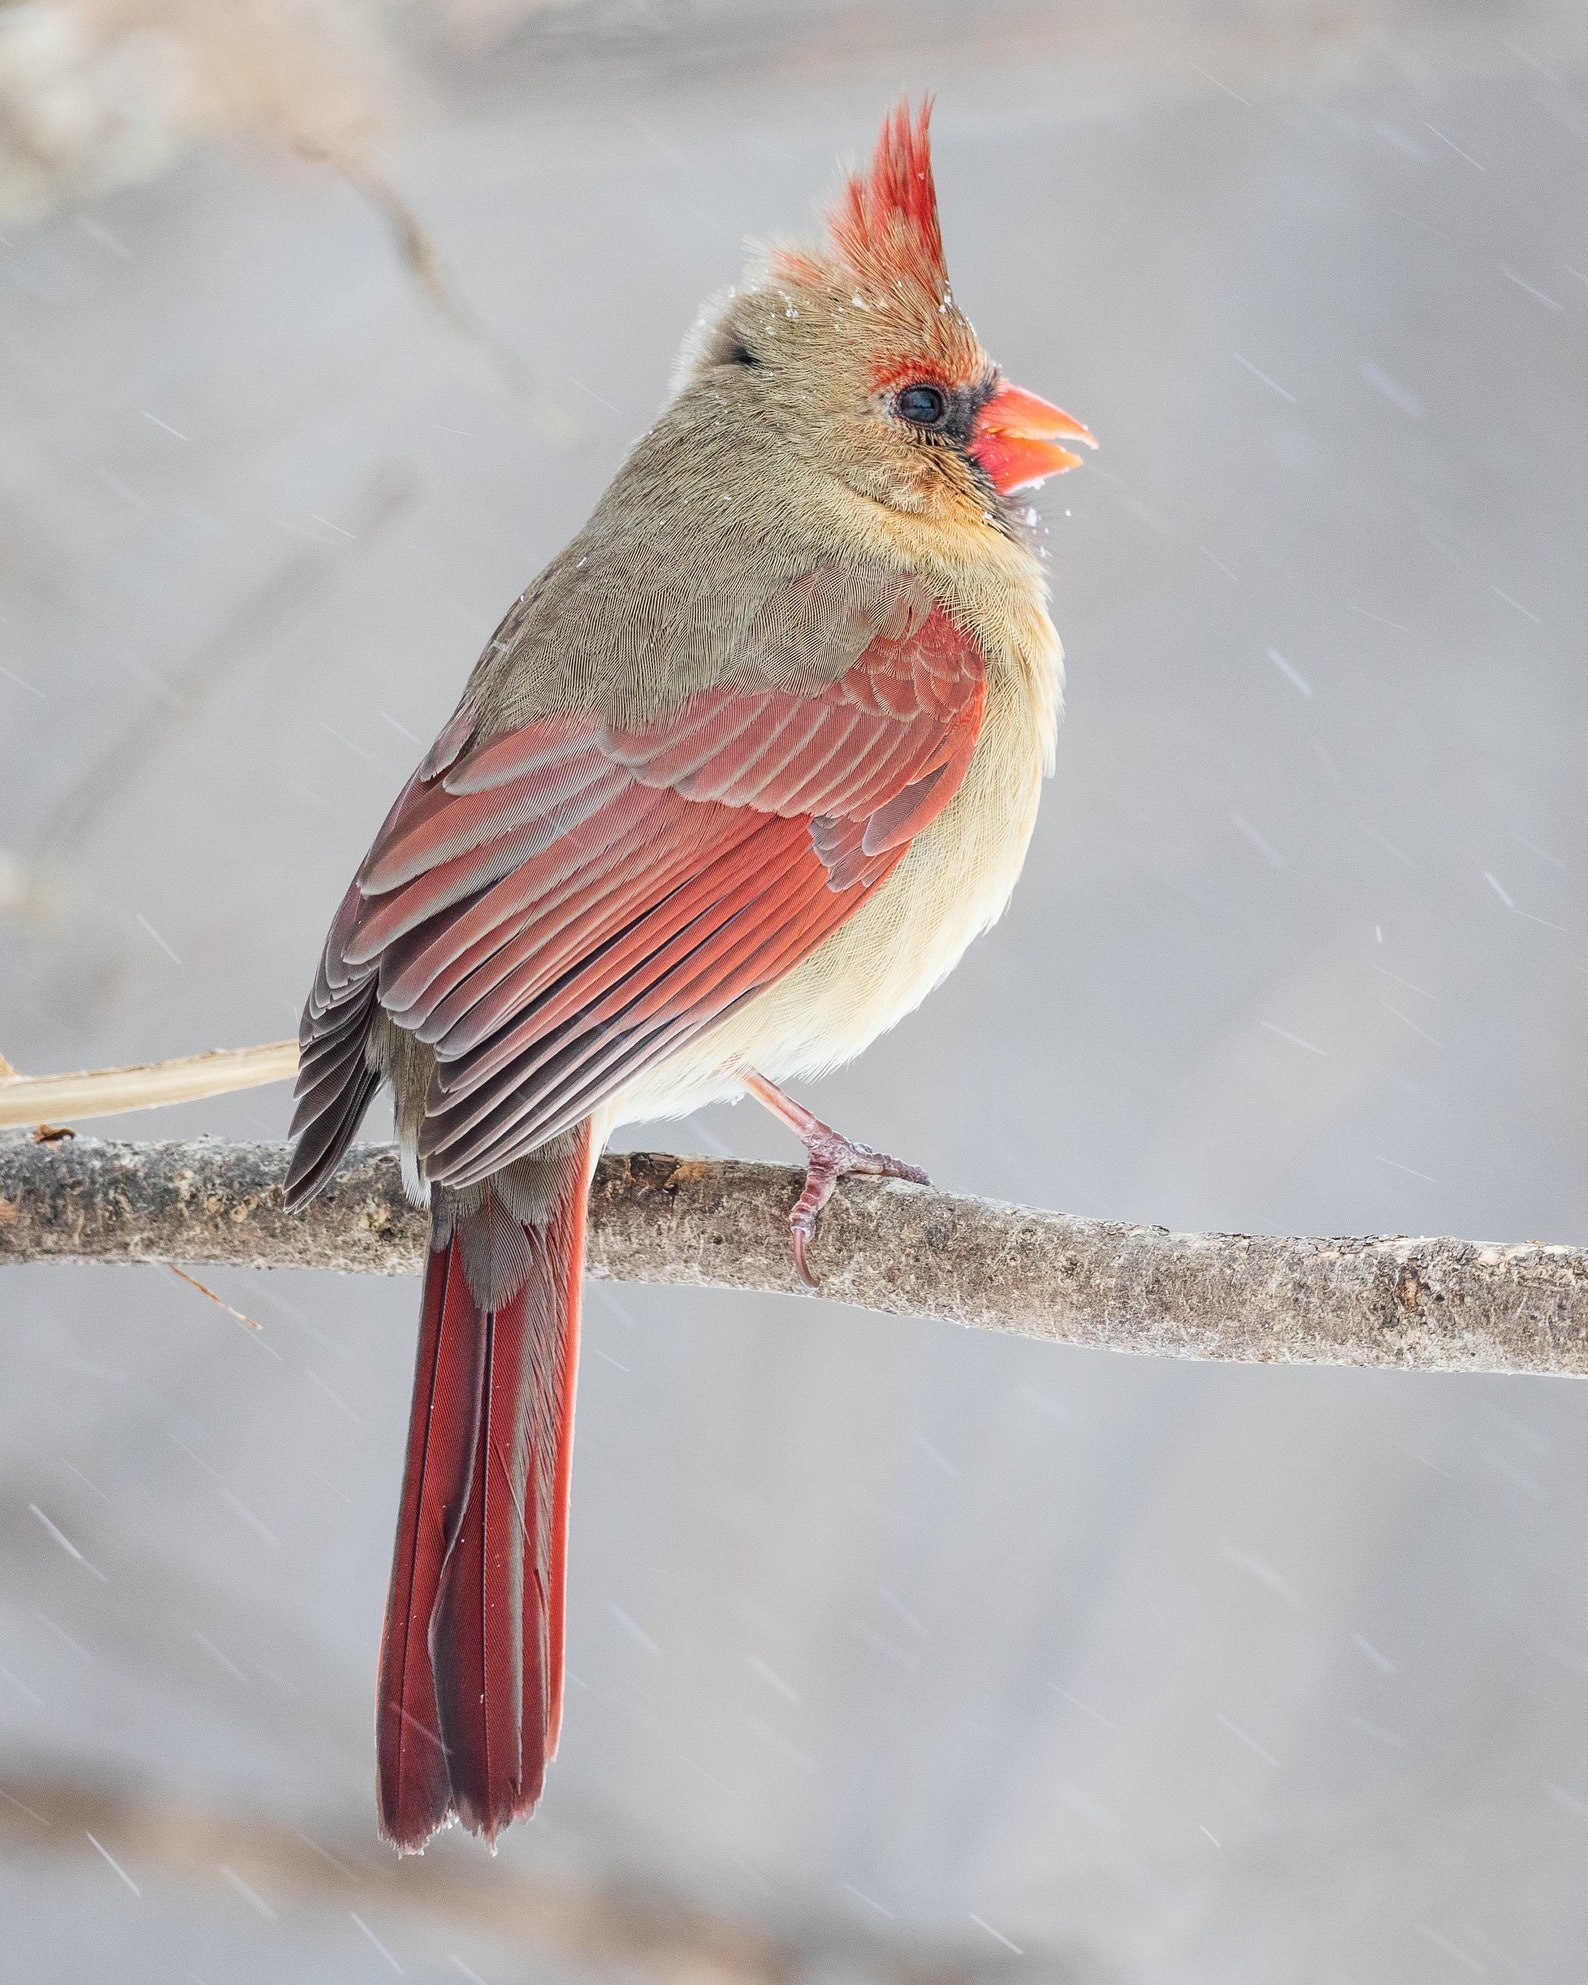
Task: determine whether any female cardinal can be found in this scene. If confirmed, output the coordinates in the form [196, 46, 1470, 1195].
[285, 100, 1093, 1851]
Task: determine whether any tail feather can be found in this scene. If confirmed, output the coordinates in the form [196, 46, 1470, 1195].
[539, 1213, 581, 1757]
[376, 1230, 485, 1846]
[377, 1126, 592, 1852]
[431, 1289, 539, 1837]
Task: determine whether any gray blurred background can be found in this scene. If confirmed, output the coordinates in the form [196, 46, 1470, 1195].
[2, 2, 1587, 1979]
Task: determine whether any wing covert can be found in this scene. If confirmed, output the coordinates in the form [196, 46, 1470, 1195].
[285, 566, 986, 1202]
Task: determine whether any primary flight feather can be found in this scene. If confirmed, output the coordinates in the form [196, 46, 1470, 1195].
[285, 99, 1093, 1852]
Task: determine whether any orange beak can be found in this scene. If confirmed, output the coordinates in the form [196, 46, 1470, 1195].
[969, 381, 1097, 494]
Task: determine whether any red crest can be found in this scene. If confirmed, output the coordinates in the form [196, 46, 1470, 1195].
[826, 98, 948, 302]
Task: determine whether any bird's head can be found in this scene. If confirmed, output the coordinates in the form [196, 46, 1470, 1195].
[674, 100, 1095, 530]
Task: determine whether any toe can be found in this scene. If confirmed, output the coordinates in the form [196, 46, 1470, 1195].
[791, 1223, 819, 1289]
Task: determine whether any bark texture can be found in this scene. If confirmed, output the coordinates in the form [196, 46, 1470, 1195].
[1, 1136, 1584, 1377]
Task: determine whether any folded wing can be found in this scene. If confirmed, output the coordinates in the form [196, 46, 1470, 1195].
[285, 565, 986, 1202]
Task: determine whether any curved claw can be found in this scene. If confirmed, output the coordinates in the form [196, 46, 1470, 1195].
[792, 1223, 818, 1290]
[739, 1071, 930, 1289]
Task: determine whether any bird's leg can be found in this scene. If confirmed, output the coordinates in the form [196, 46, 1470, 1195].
[740, 1070, 930, 1288]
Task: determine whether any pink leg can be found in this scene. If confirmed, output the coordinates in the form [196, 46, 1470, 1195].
[741, 1071, 929, 1288]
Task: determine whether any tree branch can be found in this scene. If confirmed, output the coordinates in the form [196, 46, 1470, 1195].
[2, 1137, 1584, 1378]
[0, 1763, 1020, 1985]
[0, 1043, 298, 1131]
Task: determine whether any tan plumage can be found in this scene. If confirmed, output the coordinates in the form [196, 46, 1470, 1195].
[285, 99, 1092, 1852]
[607, 555, 1059, 1127]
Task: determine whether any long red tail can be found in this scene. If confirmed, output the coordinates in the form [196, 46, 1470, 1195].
[376, 1127, 592, 1852]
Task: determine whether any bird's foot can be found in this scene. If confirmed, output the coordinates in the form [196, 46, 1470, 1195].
[787, 1126, 929, 1288]
[740, 1071, 929, 1287]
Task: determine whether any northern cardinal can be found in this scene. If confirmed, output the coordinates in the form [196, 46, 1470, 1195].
[285, 100, 1092, 1852]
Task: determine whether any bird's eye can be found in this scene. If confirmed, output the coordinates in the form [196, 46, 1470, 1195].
[894, 383, 948, 427]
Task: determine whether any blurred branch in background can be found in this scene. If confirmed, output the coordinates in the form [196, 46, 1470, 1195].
[0, 0, 579, 434]
[8, 469, 413, 930]
[0, 1763, 1046, 1985]
[3, 1136, 1586, 1377]
[334, 154, 581, 441]
[0, 0, 392, 219]
[3, 0, 1584, 446]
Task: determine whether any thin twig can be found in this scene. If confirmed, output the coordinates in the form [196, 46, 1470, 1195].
[166, 1263, 261, 1332]
[1, 1138, 1585, 1379]
[321, 154, 579, 446]
[0, 1042, 298, 1132]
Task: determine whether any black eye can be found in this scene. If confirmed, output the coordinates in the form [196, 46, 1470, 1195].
[894, 383, 948, 427]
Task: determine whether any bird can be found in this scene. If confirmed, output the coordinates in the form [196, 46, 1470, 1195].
[284, 98, 1093, 1853]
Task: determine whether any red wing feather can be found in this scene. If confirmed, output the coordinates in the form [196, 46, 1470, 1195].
[285, 574, 984, 1202]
